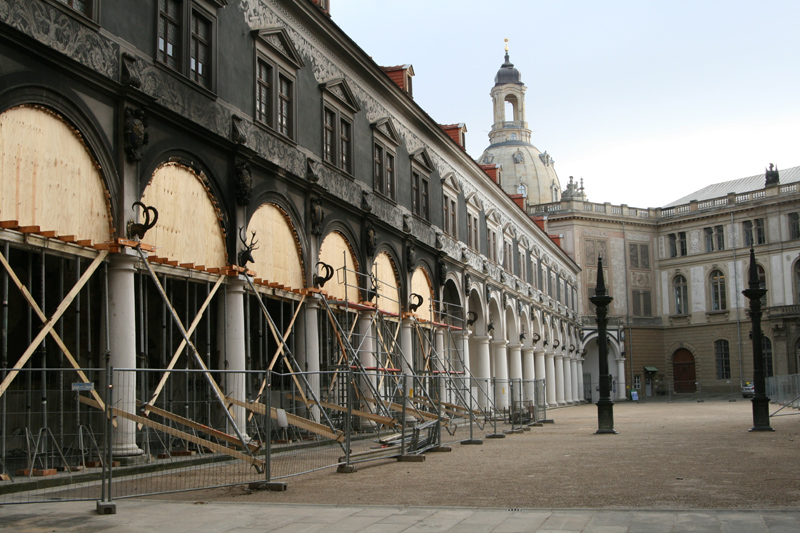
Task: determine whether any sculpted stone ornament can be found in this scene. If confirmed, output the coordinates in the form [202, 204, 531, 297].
[234, 161, 253, 206]
[435, 231, 444, 250]
[306, 158, 323, 183]
[464, 272, 471, 294]
[437, 258, 447, 285]
[121, 53, 141, 88]
[403, 214, 411, 234]
[310, 196, 324, 236]
[231, 115, 247, 145]
[765, 163, 780, 187]
[123, 107, 149, 162]
[406, 243, 416, 272]
[361, 190, 372, 213]
[365, 223, 377, 256]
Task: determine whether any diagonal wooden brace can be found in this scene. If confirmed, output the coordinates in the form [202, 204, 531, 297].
[0, 250, 109, 419]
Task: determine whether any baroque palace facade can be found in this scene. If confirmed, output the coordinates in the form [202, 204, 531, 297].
[0, 0, 582, 460]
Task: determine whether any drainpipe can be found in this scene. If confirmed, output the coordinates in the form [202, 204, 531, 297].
[622, 221, 633, 398]
[731, 211, 743, 387]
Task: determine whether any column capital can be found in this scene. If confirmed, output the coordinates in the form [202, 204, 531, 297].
[522, 346, 535, 355]
[491, 338, 508, 348]
[473, 335, 492, 345]
[226, 276, 247, 294]
[507, 342, 523, 351]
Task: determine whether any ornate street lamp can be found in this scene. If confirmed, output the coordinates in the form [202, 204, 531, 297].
[741, 247, 773, 432]
[589, 257, 617, 434]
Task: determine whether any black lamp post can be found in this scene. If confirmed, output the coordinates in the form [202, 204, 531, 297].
[589, 257, 617, 434]
[741, 247, 773, 432]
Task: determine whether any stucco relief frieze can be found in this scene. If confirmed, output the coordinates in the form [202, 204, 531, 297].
[0, 0, 118, 79]
[630, 271, 651, 288]
[627, 232, 650, 242]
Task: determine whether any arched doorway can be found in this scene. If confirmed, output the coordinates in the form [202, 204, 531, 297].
[672, 349, 696, 393]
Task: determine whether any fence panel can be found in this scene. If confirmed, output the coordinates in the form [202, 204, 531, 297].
[0, 368, 107, 504]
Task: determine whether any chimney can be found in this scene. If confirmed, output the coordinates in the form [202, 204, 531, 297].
[439, 123, 467, 150]
[480, 163, 501, 185]
[381, 65, 414, 97]
[309, 0, 330, 15]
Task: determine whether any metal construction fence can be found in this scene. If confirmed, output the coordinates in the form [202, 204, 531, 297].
[766, 374, 800, 411]
[1, 367, 547, 506]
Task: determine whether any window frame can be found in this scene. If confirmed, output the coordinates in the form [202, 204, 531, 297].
[320, 79, 359, 177]
[629, 242, 650, 270]
[673, 274, 688, 315]
[48, 0, 101, 27]
[157, 0, 219, 92]
[631, 289, 652, 317]
[410, 149, 433, 222]
[372, 119, 399, 201]
[709, 269, 727, 311]
[253, 27, 304, 141]
[789, 213, 800, 240]
[441, 173, 460, 239]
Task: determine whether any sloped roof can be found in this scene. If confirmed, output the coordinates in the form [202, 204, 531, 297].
[664, 165, 800, 207]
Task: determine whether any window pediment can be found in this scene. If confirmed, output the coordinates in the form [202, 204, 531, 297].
[410, 147, 433, 172]
[371, 117, 400, 146]
[253, 27, 304, 70]
[320, 78, 360, 113]
[465, 191, 483, 211]
[441, 172, 461, 194]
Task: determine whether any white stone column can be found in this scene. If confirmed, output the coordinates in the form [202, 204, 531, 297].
[561, 352, 572, 405]
[522, 346, 535, 403]
[400, 317, 414, 376]
[617, 357, 627, 401]
[435, 327, 446, 400]
[303, 298, 321, 421]
[554, 351, 566, 405]
[507, 342, 523, 406]
[460, 330, 471, 403]
[107, 250, 143, 456]
[222, 277, 248, 439]
[545, 350, 557, 407]
[492, 339, 509, 410]
[577, 358, 585, 403]
[473, 335, 491, 410]
[357, 312, 377, 427]
[571, 356, 580, 403]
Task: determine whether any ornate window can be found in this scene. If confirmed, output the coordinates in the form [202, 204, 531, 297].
[715, 339, 730, 379]
[410, 149, 433, 222]
[710, 269, 726, 311]
[631, 290, 651, 317]
[789, 213, 800, 240]
[253, 28, 303, 140]
[485, 210, 500, 263]
[158, 1, 219, 90]
[744, 218, 766, 247]
[673, 274, 688, 315]
[441, 173, 460, 238]
[629, 242, 649, 269]
[372, 118, 399, 201]
[320, 79, 359, 176]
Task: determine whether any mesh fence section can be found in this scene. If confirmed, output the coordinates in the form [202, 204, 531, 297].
[0, 368, 107, 504]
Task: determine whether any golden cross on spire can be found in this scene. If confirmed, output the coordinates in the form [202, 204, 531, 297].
[504, 38, 509, 53]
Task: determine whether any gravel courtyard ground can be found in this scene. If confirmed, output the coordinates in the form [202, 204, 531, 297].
[155, 398, 800, 510]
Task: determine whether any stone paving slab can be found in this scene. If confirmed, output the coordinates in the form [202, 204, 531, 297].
[2, 501, 800, 532]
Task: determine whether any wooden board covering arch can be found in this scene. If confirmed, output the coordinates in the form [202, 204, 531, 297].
[140, 162, 227, 268]
[247, 203, 304, 288]
[318, 230, 359, 302]
[0, 105, 112, 243]
[372, 251, 401, 315]
[410, 267, 433, 322]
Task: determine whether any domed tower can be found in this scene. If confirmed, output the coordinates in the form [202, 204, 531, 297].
[479, 42, 561, 204]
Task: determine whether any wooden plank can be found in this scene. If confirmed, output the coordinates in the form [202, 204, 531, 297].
[136, 401, 259, 452]
[0, 220, 19, 228]
[286, 394, 397, 428]
[361, 396, 445, 425]
[0, 250, 109, 401]
[79, 396, 263, 468]
[227, 396, 344, 443]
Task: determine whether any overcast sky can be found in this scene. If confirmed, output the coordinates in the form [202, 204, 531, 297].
[331, 1, 800, 208]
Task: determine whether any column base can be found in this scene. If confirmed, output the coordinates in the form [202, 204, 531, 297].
[112, 444, 144, 458]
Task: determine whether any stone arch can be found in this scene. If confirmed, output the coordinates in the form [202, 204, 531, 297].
[318, 230, 360, 302]
[0, 105, 113, 243]
[140, 162, 227, 268]
[372, 251, 401, 316]
[246, 203, 304, 290]
[410, 266, 433, 322]
[441, 276, 463, 325]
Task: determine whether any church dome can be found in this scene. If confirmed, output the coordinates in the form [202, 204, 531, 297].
[494, 52, 523, 86]
[479, 143, 561, 205]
